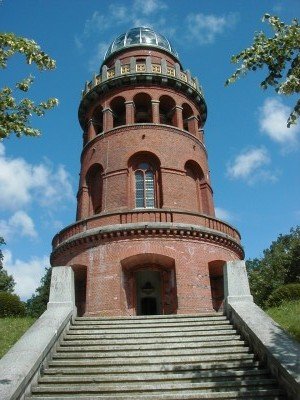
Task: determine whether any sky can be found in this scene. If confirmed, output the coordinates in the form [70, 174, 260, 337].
[0, 0, 299, 300]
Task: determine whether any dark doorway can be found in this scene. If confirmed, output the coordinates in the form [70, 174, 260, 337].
[141, 297, 157, 315]
[136, 269, 162, 315]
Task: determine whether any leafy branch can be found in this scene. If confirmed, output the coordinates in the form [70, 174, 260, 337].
[0, 33, 58, 139]
[226, 14, 300, 127]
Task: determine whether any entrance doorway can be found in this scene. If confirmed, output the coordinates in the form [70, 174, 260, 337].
[136, 270, 162, 315]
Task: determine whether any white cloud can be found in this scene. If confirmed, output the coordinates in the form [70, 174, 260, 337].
[0, 143, 74, 211]
[227, 147, 277, 184]
[78, 1, 172, 71]
[259, 98, 299, 149]
[83, 11, 112, 36]
[186, 13, 238, 44]
[88, 42, 110, 72]
[133, 0, 167, 15]
[215, 207, 233, 222]
[0, 211, 37, 240]
[3, 250, 49, 300]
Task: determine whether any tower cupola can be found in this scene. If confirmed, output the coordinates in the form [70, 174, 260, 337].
[103, 27, 179, 65]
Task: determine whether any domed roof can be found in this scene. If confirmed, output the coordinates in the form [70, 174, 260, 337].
[104, 27, 179, 61]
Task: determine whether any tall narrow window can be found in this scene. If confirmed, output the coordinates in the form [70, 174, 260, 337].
[135, 163, 155, 208]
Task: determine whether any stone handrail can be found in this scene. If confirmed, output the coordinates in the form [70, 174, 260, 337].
[224, 261, 300, 400]
[0, 267, 76, 400]
[52, 209, 240, 249]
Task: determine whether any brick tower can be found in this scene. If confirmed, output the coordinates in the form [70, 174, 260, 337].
[51, 27, 244, 317]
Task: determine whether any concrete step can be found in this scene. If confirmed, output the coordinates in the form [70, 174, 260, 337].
[61, 334, 243, 346]
[64, 328, 237, 340]
[75, 313, 223, 322]
[69, 321, 233, 334]
[48, 353, 256, 367]
[72, 318, 229, 328]
[27, 388, 284, 399]
[44, 360, 262, 375]
[30, 379, 278, 394]
[58, 339, 245, 352]
[53, 346, 249, 359]
[39, 368, 270, 384]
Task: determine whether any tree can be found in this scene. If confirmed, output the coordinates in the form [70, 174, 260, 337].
[226, 14, 300, 127]
[0, 237, 15, 293]
[246, 226, 300, 307]
[26, 267, 51, 317]
[0, 33, 58, 139]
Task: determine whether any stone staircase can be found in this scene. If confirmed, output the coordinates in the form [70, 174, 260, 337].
[27, 314, 285, 399]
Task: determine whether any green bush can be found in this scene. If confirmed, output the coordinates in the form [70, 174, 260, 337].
[266, 283, 300, 307]
[0, 291, 26, 317]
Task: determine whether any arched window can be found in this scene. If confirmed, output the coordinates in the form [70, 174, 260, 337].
[128, 152, 162, 209]
[86, 164, 103, 215]
[135, 162, 155, 208]
[184, 160, 204, 212]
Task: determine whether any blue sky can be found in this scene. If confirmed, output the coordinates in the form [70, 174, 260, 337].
[1, 0, 299, 299]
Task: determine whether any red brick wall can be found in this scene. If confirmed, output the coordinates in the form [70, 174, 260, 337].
[52, 236, 240, 316]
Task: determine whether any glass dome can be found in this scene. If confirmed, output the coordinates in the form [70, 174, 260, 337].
[104, 27, 179, 61]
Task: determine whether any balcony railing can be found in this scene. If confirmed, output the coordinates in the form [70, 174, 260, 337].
[82, 57, 204, 99]
[52, 209, 241, 249]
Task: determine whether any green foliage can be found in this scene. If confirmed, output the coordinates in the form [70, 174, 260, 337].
[0, 238, 15, 293]
[266, 300, 300, 342]
[0, 317, 36, 358]
[0, 291, 26, 317]
[266, 283, 300, 307]
[0, 32, 58, 139]
[226, 14, 300, 127]
[26, 267, 51, 317]
[246, 226, 300, 307]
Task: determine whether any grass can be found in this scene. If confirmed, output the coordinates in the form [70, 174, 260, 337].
[0, 317, 36, 358]
[266, 300, 300, 342]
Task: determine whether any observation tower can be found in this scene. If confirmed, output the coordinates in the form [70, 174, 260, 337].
[51, 27, 244, 316]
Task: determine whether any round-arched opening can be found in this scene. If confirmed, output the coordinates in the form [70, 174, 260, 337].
[92, 106, 103, 135]
[110, 96, 126, 128]
[85, 163, 103, 215]
[184, 160, 205, 212]
[182, 103, 194, 133]
[159, 95, 176, 126]
[133, 93, 152, 123]
[121, 253, 177, 316]
[208, 260, 225, 311]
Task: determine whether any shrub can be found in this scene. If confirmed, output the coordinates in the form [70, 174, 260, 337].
[266, 283, 300, 308]
[0, 291, 26, 317]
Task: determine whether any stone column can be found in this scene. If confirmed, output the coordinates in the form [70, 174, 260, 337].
[103, 108, 114, 131]
[125, 101, 135, 125]
[151, 100, 160, 124]
[86, 119, 96, 141]
[223, 261, 253, 304]
[76, 186, 89, 220]
[48, 266, 76, 310]
[187, 116, 198, 135]
[173, 105, 183, 129]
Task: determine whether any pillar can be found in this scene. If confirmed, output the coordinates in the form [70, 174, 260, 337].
[151, 100, 160, 124]
[103, 108, 114, 131]
[125, 101, 135, 124]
